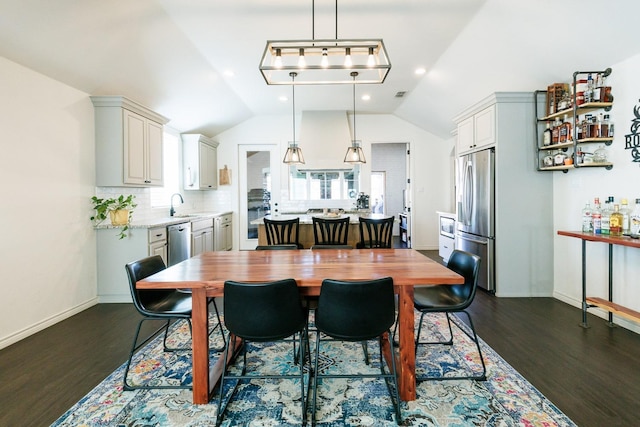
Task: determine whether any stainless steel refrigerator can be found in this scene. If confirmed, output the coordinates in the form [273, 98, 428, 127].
[456, 148, 495, 293]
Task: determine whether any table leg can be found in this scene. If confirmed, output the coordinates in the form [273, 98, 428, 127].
[192, 287, 209, 404]
[580, 239, 590, 328]
[396, 286, 416, 401]
[607, 244, 616, 327]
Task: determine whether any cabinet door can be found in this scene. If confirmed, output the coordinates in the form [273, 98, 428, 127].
[149, 241, 167, 265]
[204, 228, 214, 252]
[123, 110, 147, 185]
[474, 105, 496, 150]
[200, 142, 217, 189]
[192, 232, 206, 256]
[146, 120, 164, 186]
[456, 116, 474, 155]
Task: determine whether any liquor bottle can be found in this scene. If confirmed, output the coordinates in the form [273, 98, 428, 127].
[592, 198, 602, 234]
[620, 198, 631, 233]
[586, 73, 594, 103]
[552, 117, 562, 144]
[543, 122, 552, 146]
[559, 114, 569, 142]
[575, 116, 583, 141]
[631, 199, 640, 235]
[601, 199, 611, 235]
[610, 204, 623, 236]
[604, 114, 614, 137]
[582, 202, 593, 233]
[593, 73, 602, 102]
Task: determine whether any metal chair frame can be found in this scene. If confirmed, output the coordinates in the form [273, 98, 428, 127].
[311, 277, 402, 425]
[414, 249, 487, 381]
[123, 255, 225, 391]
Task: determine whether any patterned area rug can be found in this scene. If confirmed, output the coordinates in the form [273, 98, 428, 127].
[52, 312, 576, 426]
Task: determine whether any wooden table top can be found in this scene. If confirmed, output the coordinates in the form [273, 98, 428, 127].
[137, 248, 463, 294]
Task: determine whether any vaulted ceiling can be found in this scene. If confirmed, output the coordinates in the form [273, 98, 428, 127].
[1, 0, 639, 139]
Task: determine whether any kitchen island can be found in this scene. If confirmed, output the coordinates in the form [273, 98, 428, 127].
[251, 212, 390, 248]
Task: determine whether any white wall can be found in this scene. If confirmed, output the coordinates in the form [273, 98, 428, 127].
[214, 113, 451, 251]
[0, 56, 97, 349]
[553, 53, 640, 333]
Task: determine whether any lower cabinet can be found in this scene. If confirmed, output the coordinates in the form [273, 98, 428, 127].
[215, 213, 233, 251]
[191, 218, 214, 256]
[96, 226, 167, 303]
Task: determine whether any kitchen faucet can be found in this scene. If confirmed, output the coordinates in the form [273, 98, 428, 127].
[169, 193, 184, 217]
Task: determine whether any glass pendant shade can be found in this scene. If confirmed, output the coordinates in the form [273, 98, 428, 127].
[344, 142, 366, 163]
[283, 143, 305, 164]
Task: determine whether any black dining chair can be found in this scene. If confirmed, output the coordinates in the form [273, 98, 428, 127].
[312, 216, 350, 246]
[263, 217, 303, 248]
[413, 249, 487, 381]
[311, 277, 402, 425]
[356, 216, 394, 248]
[216, 278, 310, 426]
[123, 255, 224, 391]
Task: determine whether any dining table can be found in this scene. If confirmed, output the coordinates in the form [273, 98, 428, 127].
[136, 248, 464, 404]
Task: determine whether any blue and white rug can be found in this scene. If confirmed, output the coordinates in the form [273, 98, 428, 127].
[52, 312, 576, 426]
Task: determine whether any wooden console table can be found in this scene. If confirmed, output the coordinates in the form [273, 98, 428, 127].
[557, 231, 640, 327]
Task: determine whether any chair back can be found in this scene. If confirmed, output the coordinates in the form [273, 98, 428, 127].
[312, 216, 350, 246]
[357, 216, 394, 248]
[125, 255, 180, 316]
[446, 250, 481, 308]
[255, 244, 299, 250]
[310, 244, 353, 250]
[316, 277, 395, 341]
[263, 217, 302, 248]
[223, 278, 307, 341]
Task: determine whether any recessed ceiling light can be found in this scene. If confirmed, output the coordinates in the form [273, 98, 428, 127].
[415, 67, 426, 75]
[361, 94, 371, 101]
[279, 96, 288, 102]
[223, 69, 235, 77]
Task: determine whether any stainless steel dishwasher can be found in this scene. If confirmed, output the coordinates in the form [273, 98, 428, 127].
[167, 222, 191, 266]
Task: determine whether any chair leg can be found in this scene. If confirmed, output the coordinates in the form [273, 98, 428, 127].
[311, 329, 321, 426]
[361, 341, 370, 365]
[415, 310, 487, 382]
[208, 298, 226, 352]
[378, 334, 402, 424]
[415, 311, 454, 352]
[124, 318, 192, 391]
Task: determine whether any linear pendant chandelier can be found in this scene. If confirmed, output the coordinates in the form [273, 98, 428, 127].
[259, 0, 391, 85]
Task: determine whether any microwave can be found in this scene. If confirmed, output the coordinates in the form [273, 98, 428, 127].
[439, 214, 456, 239]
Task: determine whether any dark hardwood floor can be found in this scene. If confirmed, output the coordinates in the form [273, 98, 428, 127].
[1, 250, 639, 426]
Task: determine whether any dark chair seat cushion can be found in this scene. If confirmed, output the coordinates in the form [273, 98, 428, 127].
[413, 284, 471, 311]
[142, 291, 192, 315]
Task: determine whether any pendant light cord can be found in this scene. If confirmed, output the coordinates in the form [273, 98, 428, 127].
[352, 71, 357, 144]
[291, 72, 297, 145]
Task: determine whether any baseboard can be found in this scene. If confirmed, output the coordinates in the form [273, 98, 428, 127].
[554, 290, 640, 334]
[0, 298, 99, 350]
[98, 294, 133, 303]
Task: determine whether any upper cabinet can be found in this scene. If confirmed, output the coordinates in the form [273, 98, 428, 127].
[535, 68, 614, 172]
[182, 134, 219, 190]
[455, 104, 496, 155]
[91, 96, 169, 187]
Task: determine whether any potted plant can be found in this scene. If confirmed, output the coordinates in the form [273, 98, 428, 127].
[90, 194, 137, 239]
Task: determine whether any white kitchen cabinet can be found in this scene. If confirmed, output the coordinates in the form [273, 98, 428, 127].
[455, 104, 495, 155]
[191, 218, 214, 255]
[215, 213, 233, 251]
[148, 226, 168, 264]
[91, 96, 169, 187]
[182, 134, 219, 190]
[96, 225, 167, 303]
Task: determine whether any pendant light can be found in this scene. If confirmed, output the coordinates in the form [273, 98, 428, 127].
[344, 71, 366, 163]
[283, 72, 305, 164]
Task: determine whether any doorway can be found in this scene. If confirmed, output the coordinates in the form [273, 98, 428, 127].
[238, 144, 280, 250]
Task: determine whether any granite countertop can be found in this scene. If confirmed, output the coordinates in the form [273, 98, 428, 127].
[95, 211, 232, 230]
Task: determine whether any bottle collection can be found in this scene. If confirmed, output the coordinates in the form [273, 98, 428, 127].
[581, 196, 640, 237]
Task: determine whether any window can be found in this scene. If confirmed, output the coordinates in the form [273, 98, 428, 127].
[150, 130, 180, 208]
[289, 167, 359, 201]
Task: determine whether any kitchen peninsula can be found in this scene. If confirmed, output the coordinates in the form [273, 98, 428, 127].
[251, 212, 390, 248]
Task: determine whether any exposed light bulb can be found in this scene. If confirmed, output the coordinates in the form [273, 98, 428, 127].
[274, 49, 282, 68]
[298, 48, 306, 68]
[367, 47, 375, 67]
[321, 48, 329, 68]
[344, 47, 352, 67]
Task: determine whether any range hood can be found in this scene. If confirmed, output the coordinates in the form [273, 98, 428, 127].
[298, 111, 352, 170]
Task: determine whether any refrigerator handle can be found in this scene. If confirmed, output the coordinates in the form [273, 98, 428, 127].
[462, 160, 473, 226]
